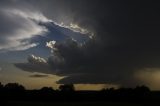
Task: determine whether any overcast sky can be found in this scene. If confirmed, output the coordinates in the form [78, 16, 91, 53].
[0, 0, 160, 90]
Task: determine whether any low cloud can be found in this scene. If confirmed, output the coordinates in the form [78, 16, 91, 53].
[29, 74, 49, 78]
[15, 54, 53, 74]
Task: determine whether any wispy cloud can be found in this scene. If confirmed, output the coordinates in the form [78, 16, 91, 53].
[0, 8, 49, 52]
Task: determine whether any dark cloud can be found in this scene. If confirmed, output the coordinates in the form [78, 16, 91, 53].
[15, 0, 160, 87]
[15, 55, 53, 74]
[29, 74, 49, 78]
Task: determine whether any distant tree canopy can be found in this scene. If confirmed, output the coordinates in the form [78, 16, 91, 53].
[40, 87, 54, 91]
[4, 83, 25, 91]
[40, 87, 55, 93]
[0, 82, 150, 93]
[102, 85, 150, 93]
[59, 84, 75, 92]
[0, 82, 156, 102]
[134, 85, 150, 94]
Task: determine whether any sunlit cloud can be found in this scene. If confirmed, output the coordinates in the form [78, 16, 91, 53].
[28, 54, 47, 64]
[0, 7, 92, 52]
[46, 40, 56, 49]
[0, 8, 49, 52]
[53, 21, 94, 38]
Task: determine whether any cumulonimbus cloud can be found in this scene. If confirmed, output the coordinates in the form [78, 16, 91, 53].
[14, 38, 141, 86]
[14, 0, 160, 89]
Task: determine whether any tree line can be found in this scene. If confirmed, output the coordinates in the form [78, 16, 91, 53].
[1, 82, 160, 102]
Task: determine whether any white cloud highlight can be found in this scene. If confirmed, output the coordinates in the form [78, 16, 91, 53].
[28, 54, 47, 64]
[46, 40, 56, 49]
[0, 8, 50, 52]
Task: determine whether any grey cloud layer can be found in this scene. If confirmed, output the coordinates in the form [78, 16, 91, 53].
[0, 0, 50, 51]
[14, 0, 160, 87]
[0, 0, 92, 52]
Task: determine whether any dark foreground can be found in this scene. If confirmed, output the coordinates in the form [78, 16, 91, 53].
[4, 101, 160, 106]
[1, 83, 160, 106]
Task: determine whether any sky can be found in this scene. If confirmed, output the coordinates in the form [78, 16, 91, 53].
[0, 0, 160, 90]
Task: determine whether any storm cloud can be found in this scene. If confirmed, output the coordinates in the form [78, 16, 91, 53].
[13, 0, 160, 87]
[0, 0, 88, 52]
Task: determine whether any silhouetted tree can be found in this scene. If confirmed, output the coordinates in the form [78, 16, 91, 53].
[0, 82, 3, 91]
[40, 87, 55, 93]
[101, 87, 115, 92]
[0, 82, 3, 88]
[134, 85, 150, 93]
[4, 83, 25, 91]
[41, 87, 54, 91]
[59, 84, 75, 92]
[0, 82, 154, 102]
